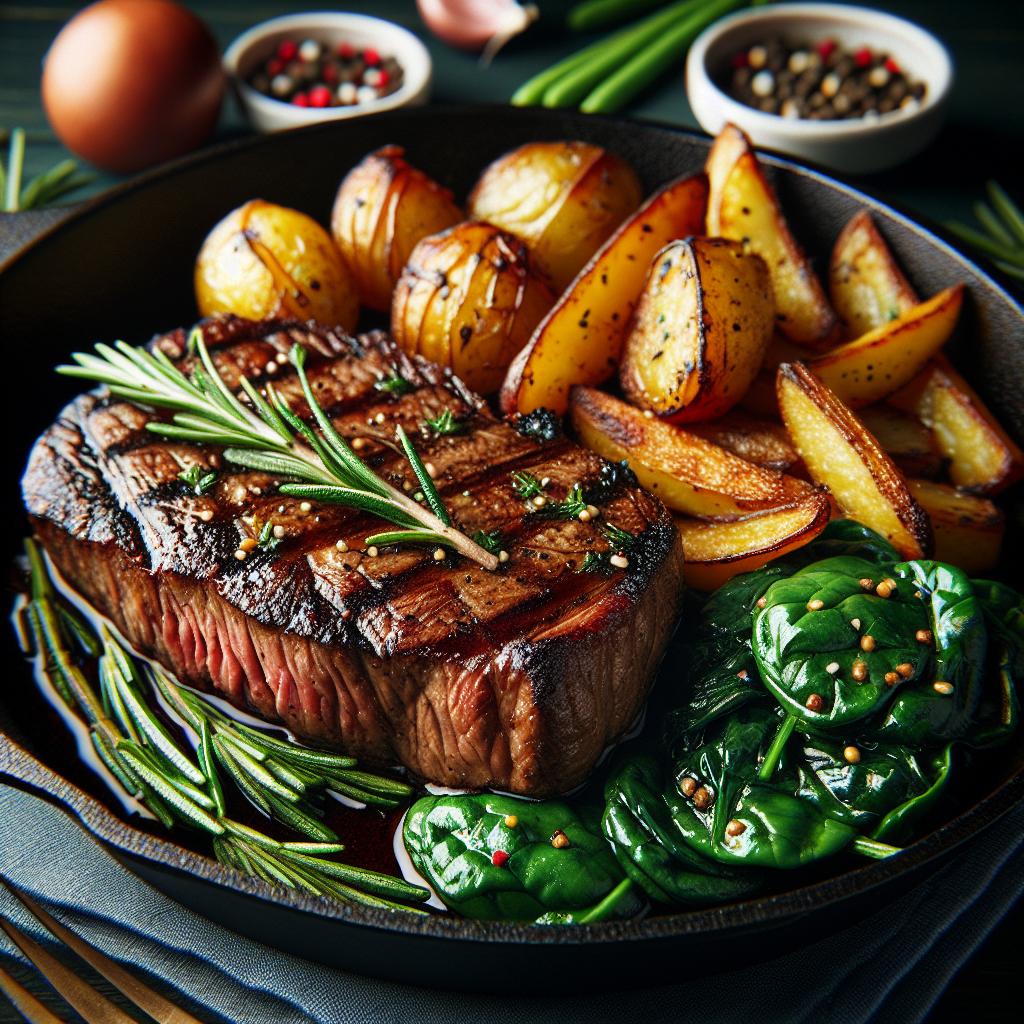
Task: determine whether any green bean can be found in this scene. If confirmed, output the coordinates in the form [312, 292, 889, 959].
[567, 0, 669, 34]
[511, 46, 596, 106]
[581, 0, 740, 113]
[543, 0, 704, 109]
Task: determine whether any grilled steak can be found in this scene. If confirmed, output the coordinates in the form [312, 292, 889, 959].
[23, 316, 683, 796]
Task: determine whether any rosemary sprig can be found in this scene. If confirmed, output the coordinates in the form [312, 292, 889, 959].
[21, 540, 428, 911]
[57, 332, 498, 569]
[948, 181, 1024, 283]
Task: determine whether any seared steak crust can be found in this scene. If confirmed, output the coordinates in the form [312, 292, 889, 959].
[24, 316, 683, 795]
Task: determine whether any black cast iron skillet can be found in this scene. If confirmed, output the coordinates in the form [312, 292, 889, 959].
[1, 106, 1023, 994]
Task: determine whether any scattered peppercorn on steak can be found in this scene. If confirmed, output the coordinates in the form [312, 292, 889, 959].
[22, 316, 683, 796]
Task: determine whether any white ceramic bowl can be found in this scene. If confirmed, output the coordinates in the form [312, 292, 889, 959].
[686, 3, 953, 174]
[224, 12, 432, 133]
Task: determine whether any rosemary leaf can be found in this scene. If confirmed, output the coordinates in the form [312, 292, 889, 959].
[327, 778, 403, 808]
[396, 425, 450, 526]
[278, 483, 420, 527]
[232, 725, 358, 770]
[281, 841, 347, 855]
[110, 665, 207, 785]
[262, 794, 340, 844]
[331, 769, 414, 797]
[116, 742, 225, 834]
[281, 851, 429, 902]
[363, 529, 450, 549]
[198, 718, 226, 817]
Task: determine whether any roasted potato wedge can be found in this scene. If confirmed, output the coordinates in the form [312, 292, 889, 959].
[570, 386, 814, 519]
[907, 478, 1005, 574]
[677, 492, 832, 591]
[859, 405, 944, 479]
[195, 199, 358, 330]
[830, 210, 919, 338]
[777, 362, 932, 558]
[500, 174, 708, 416]
[808, 285, 964, 407]
[619, 237, 774, 422]
[468, 141, 643, 291]
[705, 124, 837, 348]
[391, 222, 554, 394]
[331, 146, 462, 311]
[688, 411, 800, 473]
[890, 356, 1024, 493]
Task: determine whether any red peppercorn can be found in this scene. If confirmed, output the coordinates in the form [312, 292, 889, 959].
[277, 39, 298, 62]
[816, 38, 836, 60]
[854, 47, 873, 68]
[292, 92, 309, 107]
[322, 63, 339, 83]
[308, 85, 331, 108]
[364, 47, 381, 66]
[337, 41, 355, 59]
[266, 58, 284, 77]
[491, 850, 509, 867]
[885, 56, 901, 74]
[376, 68, 390, 86]
[731, 51, 749, 68]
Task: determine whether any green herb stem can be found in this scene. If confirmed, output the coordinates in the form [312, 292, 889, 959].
[757, 713, 797, 781]
[4, 128, 25, 212]
[851, 837, 902, 860]
[576, 877, 634, 923]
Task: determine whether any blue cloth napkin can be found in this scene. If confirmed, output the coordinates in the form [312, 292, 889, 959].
[1, 783, 1021, 1024]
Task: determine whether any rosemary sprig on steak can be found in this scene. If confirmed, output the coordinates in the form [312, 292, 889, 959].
[57, 332, 499, 570]
[20, 540, 430, 912]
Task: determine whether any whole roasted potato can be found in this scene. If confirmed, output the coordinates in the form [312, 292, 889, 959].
[331, 146, 463, 311]
[391, 221, 554, 394]
[195, 199, 358, 331]
[467, 141, 643, 292]
[620, 237, 774, 422]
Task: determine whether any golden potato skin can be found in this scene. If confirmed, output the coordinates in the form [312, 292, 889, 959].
[620, 237, 773, 422]
[331, 146, 462, 311]
[390, 221, 554, 394]
[195, 199, 358, 330]
[467, 141, 643, 292]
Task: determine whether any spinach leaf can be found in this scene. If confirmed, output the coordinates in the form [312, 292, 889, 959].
[669, 708, 860, 870]
[403, 793, 626, 921]
[602, 756, 763, 905]
[753, 564, 930, 730]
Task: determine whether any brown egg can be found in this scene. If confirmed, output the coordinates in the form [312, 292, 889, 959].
[42, 0, 225, 173]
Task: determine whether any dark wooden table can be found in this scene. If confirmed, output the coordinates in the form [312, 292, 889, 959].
[1, 2, 1021, 1020]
